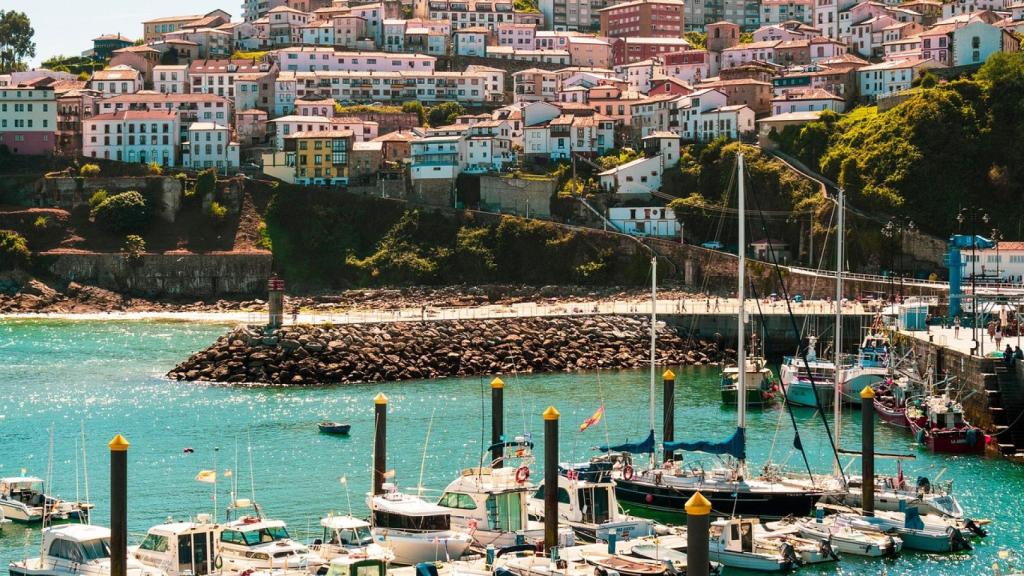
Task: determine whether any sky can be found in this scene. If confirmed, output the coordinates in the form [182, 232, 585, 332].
[6, 0, 229, 66]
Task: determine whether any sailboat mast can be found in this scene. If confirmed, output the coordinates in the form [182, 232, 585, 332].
[833, 189, 845, 478]
[650, 254, 657, 468]
[737, 153, 747, 470]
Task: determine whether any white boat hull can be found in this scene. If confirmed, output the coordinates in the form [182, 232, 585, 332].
[707, 548, 791, 572]
[376, 532, 472, 565]
[0, 500, 43, 523]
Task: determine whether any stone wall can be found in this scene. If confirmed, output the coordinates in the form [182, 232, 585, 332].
[912, 336, 999, 432]
[40, 251, 273, 297]
[37, 176, 183, 223]
[479, 175, 556, 218]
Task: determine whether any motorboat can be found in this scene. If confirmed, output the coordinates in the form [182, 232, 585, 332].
[835, 509, 974, 553]
[436, 442, 574, 550]
[311, 515, 394, 563]
[319, 422, 351, 435]
[835, 331, 892, 404]
[527, 469, 654, 543]
[827, 471, 966, 519]
[873, 376, 912, 428]
[218, 512, 326, 573]
[767, 512, 902, 557]
[580, 554, 666, 576]
[707, 518, 796, 572]
[720, 358, 778, 407]
[752, 522, 837, 565]
[367, 483, 473, 565]
[9, 524, 160, 576]
[779, 337, 835, 408]
[625, 540, 722, 575]
[131, 516, 220, 576]
[0, 476, 91, 524]
[907, 394, 986, 454]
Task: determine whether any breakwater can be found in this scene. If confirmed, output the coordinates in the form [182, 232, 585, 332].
[167, 316, 726, 384]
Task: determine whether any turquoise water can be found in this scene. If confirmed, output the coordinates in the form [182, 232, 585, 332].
[1, 319, 1024, 575]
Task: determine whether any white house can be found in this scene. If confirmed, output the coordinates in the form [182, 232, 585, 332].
[454, 28, 489, 57]
[608, 206, 680, 238]
[154, 65, 189, 94]
[720, 41, 780, 69]
[83, 109, 180, 165]
[599, 155, 663, 197]
[88, 65, 143, 97]
[771, 87, 845, 114]
[858, 57, 938, 101]
[411, 135, 464, 182]
[182, 122, 240, 173]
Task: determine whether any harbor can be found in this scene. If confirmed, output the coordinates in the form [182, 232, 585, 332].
[4, 318, 1024, 575]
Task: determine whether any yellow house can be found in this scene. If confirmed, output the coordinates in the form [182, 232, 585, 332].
[286, 130, 354, 185]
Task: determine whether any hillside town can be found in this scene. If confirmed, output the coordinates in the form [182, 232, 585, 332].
[0, 0, 1021, 216]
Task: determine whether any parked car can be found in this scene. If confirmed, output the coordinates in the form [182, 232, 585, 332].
[701, 240, 725, 250]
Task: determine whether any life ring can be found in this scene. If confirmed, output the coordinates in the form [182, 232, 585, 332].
[623, 465, 634, 481]
[214, 555, 223, 570]
[515, 466, 530, 484]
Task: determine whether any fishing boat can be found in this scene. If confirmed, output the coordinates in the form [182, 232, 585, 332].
[436, 440, 574, 550]
[0, 476, 91, 524]
[312, 515, 395, 563]
[609, 154, 827, 521]
[368, 483, 473, 565]
[779, 337, 835, 409]
[319, 422, 352, 435]
[218, 507, 326, 573]
[907, 394, 986, 454]
[707, 518, 796, 572]
[720, 357, 778, 407]
[767, 512, 902, 557]
[836, 331, 892, 404]
[9, 525, 160, 576]
[131, 516, 221, 576]
[872, 376, 912, 428]
[527, 470, 655, 543]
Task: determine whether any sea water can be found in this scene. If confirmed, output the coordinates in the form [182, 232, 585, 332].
[1, 319, 1023, 575]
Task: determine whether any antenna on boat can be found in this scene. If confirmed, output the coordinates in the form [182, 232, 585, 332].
[737, 153, 747, 475]
[417, 407, 437, 497]
[339, 476, 353, 517]
[833, 189, 845, 482]
[649, 253, 658, 470]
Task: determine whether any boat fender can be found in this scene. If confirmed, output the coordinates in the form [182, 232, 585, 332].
[645, 494, 654, 504]
[623, 465, 634, 481]
[515, 466, 530, 484]
[964, 519, 987, 537]
[214, 556, 223, 570]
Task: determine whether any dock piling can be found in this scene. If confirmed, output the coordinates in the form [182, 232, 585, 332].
[861, 386, 875, 516]
[491, 377, 504, 468]
[373, 393, 388, 495]
[543, 405, 560, 553]
[663, 369, 676, 462]
[684, 491, 711, 576]
[109, 434, 130, 576]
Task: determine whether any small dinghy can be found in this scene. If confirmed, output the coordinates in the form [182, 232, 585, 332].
[583, 554, 665, 576]
[768, 513, 902, 558]
[319, 422, 352, 435]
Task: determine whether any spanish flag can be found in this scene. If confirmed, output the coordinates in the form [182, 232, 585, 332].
[195, 470, 217, 484]
[579, 406, 605, 432]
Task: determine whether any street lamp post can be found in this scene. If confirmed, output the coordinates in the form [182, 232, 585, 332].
[882, 218, 915, 303]
[992, 227, 1003, 293]
[958, 208, 990, 356]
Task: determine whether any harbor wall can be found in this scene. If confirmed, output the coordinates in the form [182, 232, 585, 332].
[38, 251, 273, 297]
[665, 313, 872, 355]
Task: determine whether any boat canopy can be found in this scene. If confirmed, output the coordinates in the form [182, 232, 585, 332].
[663, 427, 745, 460]
[598, 429, 655, 454]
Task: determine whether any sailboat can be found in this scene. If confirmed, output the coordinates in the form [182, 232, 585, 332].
[608, 153, 826, 521]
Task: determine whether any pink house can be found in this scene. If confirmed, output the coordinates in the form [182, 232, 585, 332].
[0, 85, 57, 155]
[917, 23, 954, 65]
[498, 23, 536, 47]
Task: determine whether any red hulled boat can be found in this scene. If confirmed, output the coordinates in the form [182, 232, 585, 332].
[872, 377, 911, 428]
[906, 395, 986, 454]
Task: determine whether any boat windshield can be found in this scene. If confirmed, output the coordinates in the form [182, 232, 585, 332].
[222, 526, 291, 546]
[138, 533, 170, 552]
[372, 511, 450, 531]
[81, 538, 113, 561]
[334, 526, 373, 547]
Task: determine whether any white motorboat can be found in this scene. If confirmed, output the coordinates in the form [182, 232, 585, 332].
[131, 516, 221, 576]
[368, 484, 473, 566]
[527, 471, 654, 543]
[754, 522, 838, 565]
[835, 509, 973, 553]
[219, 511, 326, 573]
[311, 515, 394, 563]
[779, 337, 835, 408]
[436, 441, 574, 550]
[707, 518, 795, 572]
[823, 472, 966, 519]
[767, 513, 902, 557]
[0, 476, 91, 524]
[9, 524, 160, 576]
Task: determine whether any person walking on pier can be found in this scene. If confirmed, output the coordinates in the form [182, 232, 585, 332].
[954, 316, 961, 339]
[988, 320, 996, 343]
[996, 326, 1004, 351]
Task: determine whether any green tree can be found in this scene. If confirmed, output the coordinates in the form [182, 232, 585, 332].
[0, 10, 35, 73]
[91, 191, 149, 233]
[122, 234, 146, 264]
[0, 229, 29, 270]
[402, 100, 427, 126]
[427, 102, 466, 127]
[88, 189, 109, 210]
[683, 32, 706, 49]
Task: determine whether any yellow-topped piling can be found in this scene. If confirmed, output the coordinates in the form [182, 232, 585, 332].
[685, 491, 711, 576]
[662, 369, 676, 381]
[543, 406, 560, 420]
[860, 386, 876, 399]
[491, 376, 505, 389]
[685, 491, 712, 516]
[374, 392, 389, 405]
[108, 434, 130, 451]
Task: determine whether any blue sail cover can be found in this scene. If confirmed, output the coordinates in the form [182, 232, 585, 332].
[663, 427, 746, 460]
[598, 429, 656, 454]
